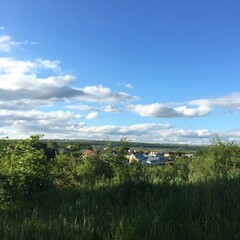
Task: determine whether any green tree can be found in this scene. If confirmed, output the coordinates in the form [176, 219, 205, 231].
[172, 158, 191, 182]
[77, 154, 113, 185]
[209, 137, 240, 178]
[189, 137, 240, 182]
[51, 152, 81, 188]
[128, 163, 148, 183]
[109, 138, 129, 183]
[0, 135, 53, 196]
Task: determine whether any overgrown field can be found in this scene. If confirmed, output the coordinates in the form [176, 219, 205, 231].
[1, 179, 240, 240]
[0, 136, 240, 239]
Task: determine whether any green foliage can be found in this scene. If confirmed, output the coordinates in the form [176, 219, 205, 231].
[76, 139, 131, 185]
[209, 137, 240, 178]
[0, 134, 240, 200]
[1, 135, 240, 239]
[128, 163, 149, 183]
[188, 138, 240, 181]
[0, 137, 10, 152]
[51, 152, 82, 188]
[151, 165, 176, 184]
[108, 138, 130, 183]
[172, 158, 191, 182]
[188, 154, 214, 182]
[46, 139, 59, 159]
[77, 154, 113, 185]
[0, 135, 53, 197]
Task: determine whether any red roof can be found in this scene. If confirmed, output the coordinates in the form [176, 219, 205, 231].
[83, 149, 93, 155]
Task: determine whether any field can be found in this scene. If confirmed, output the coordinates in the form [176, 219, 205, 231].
[1, 178, 240, 240]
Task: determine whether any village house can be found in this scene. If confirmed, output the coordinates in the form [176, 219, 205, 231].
[127, 152, 164, 166]
[127, 153, 148, 164]
[82, 149, 94, 158]
[146, 156, 164, 165]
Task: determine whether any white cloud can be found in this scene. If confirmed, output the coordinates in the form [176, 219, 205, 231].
[125, 83, 133, 89]
[119, 123, 172, 136]
[0, 31, 137, 107]
[0, 107, 239, 144]
[0, 108, 85, 137]
[0, 35, 21, 52]
[0, 57, 35, 76]
[0, 31, 38, 52]
[77, 85, 138, 103]
[0, 58, 137, 106]
[117, 81, 134, 89]
[85, 112, 99, 119]
[66, 104, 99, 112]
[0, 109, 77, 122]
[128, 103, 211, 118]
[189, 92, 240, 112]
[174, 105, 211, 117]
[35, 58, 61, 72]
[0, 57, 73, 90]
[102, 105, 122, 112]
[1, 32, 239, 144]
[66, 104, 122, 113]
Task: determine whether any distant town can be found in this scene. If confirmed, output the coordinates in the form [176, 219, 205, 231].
[56, 139, 199, 166]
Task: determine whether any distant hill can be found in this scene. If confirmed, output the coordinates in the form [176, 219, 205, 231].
[51, 139, 206, 153]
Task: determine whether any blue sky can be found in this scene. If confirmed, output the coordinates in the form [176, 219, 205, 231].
[0, 0, 239, 144]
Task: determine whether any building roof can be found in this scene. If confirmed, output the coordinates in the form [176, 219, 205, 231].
[133, 153, 147, 160]
[83, 149, 93, 155]
[80, 148, 89, 153]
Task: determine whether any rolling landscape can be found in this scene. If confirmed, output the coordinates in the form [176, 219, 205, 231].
[1, 135, 240, 239]
[1, 0, 240, 239]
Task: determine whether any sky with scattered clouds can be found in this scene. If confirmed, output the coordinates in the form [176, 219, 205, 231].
[0, 0, 240, 144]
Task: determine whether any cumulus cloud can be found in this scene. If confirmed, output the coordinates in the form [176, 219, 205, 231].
[78, 85, 137, 103]
[0, 107, 239, 144]
[189, 92, 240, 112]
[0, 108, 84, 137]
[35, 58, 61, 72]
[66, 104, 122, 113]
[85, 112, 99, 119]
[0, 109, 78, 122]
[128, 103, 211, 118]
[0, 57, 74, 90]
[1, 31, 239, 144]
[0, 57, 137, 106]
[66, 104, 99, 112]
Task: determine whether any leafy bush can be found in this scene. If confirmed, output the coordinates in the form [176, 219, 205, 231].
[0, 135, 53, 197]
[77, 154, 113, 185]
[51, 152, 82, 188]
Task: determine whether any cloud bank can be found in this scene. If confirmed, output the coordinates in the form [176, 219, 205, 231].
[0, 57, 137, 108]
[189, 93, 240, 112]
[128, 103, 211, 118]
[0, 31, 240, 144]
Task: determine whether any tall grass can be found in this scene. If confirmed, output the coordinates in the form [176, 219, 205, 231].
[1, 178, 240, 240]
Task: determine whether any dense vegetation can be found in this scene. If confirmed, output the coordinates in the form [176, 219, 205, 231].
[0, 135, 240, 239]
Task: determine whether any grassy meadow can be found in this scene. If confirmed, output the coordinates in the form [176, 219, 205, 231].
[1, 178, 240, 240]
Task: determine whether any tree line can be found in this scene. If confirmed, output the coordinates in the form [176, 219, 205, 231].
[0, 135, 240, 201]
